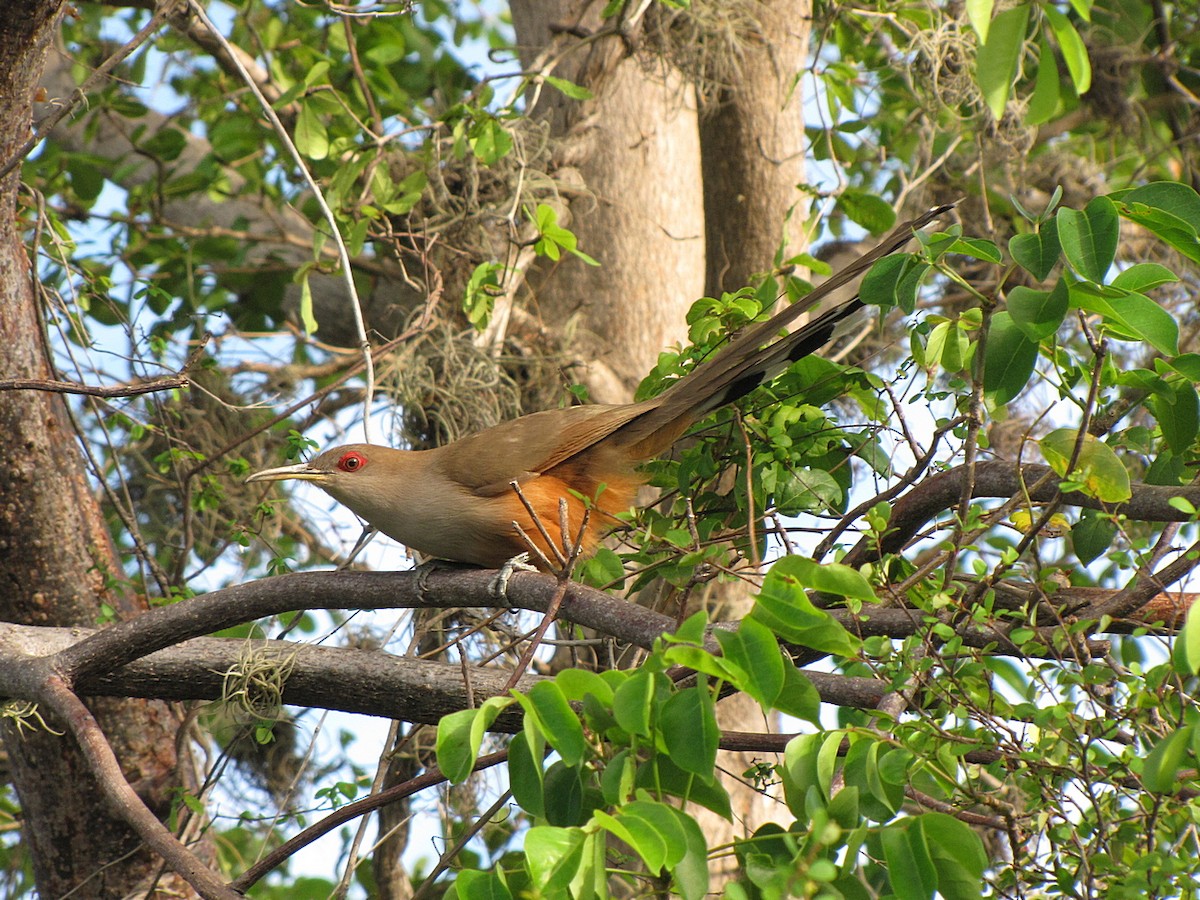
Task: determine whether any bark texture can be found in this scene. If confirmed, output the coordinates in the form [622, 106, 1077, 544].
[0, 4, 205, 895]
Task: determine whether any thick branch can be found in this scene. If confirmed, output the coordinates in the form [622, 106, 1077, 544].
[0, 623, 534, 729]
[47, 568, 1141, 689]
[844, 461, 1200, 566]
[1, 571, 1178, 733]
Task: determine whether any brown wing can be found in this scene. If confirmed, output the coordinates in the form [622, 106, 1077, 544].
[431, 403, 653, 496]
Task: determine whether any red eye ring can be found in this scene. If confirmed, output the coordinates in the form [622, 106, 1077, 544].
[337, 451, 368, 473]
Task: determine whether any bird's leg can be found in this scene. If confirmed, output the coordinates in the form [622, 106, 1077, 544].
[488, 552, 537, 601]
[338, 524, 378, 571]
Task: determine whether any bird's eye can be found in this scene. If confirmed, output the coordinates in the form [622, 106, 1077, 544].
[337, 452, 367, 472]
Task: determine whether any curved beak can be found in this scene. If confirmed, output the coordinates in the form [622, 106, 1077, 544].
[245, 462, 329, 485]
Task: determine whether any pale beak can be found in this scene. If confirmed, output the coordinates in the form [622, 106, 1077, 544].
[245, 462, 329, 484]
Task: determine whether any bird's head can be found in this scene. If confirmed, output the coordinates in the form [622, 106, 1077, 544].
[246, 444, 384, 505]
[245, 443, 470, 561]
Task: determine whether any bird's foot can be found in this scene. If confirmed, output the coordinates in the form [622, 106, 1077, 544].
[488, 552, 537, 601]
[414, 558, 444, 596]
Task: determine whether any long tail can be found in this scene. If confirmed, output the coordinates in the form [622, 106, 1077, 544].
[618, 203, 953, 456]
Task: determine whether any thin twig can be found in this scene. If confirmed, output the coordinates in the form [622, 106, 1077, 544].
[231, 749, 511, 891]
[411, 791, 513, 900]
[509, 480, 567, 568]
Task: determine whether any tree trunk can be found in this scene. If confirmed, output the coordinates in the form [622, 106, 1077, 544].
[0, 3, 207, 895]
[510, 0, 705, 404]
[700, 1, 810, 296]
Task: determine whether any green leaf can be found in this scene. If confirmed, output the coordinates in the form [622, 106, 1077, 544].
[138, 126, 187, 162]
[947, 237, 1003, 263]
[920, 812, 989, 899]
[436, 696, 512, 784]
[1122, 181, 1200, 232]
[1143, 727, 1194, 793]
[1116, 203, 1200, 264]
[1149, 381, 1200, 454]
[781, 733, 827, 816]
[1071, 508, 1117, 566]
[554, 668, 614, 706]
[508, 729, 546, 819]
[1007, 280, 1068, 341]
[468, 117, 513, 164]
[773, 661, 822, 725]
[1173, 604, 1200, 674]
[1069, 283, 1179, 355]
[1039, 428, 1132, 503]
[846, 739, 904, 818]
[66, 158, 105, 204]
[294, 103, 329, 160]
[592, 808, 668, 872]
[976, 3, 1030, 119]
[661, 686, 719, 780]
[860, 254, 929, 314]
[296, 271, 318, 335]
[1111, 262, 1178, 294]
[636, 755, 733, 820]
[1067, 0, 1092, 22]
[601, 749, 635, 806]
[1026, 35, 1062, 125]
[463, 261, 503, 330]
[529, 202, 600, 266]
[524, 681, 586, 767]
[663, 644, 741, 685]
[982, 311, 1039, 404]
[1008, 218, 1061, 280]
[626, 801, 692, 868]
[966, 0, 995, 42]
[524, 826, 587, 894]
[456, 869, 513, 900]
[715, 617, 785, 710]
[437, 710, 482, 786]
[772, 467, 843, 515]
[1057, 197, 1119, 282]
[1167, 354, 1200, 381]
[837, 190, 896, 234]
[882, 820, 938, 899]
[924, 321, 952, 371]
[771, 554, 877, 602]
[544, 75, 594, 100]
[751, 558, 866, 655]
[662, 807, 709, 900]
[1043, 5, 1091, 94]
[612, 670, 658, 737]
[302, 59, 331, 89]
[542, 761, 585, 826]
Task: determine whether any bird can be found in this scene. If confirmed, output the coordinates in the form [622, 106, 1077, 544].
[247, 205, 951, 569]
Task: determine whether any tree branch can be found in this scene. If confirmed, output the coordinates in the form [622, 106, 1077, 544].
[844, 461, 1200, 566]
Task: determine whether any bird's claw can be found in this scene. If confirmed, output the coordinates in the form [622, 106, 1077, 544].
[489, 552, 537, 601]
[414, 558, 442, 596]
